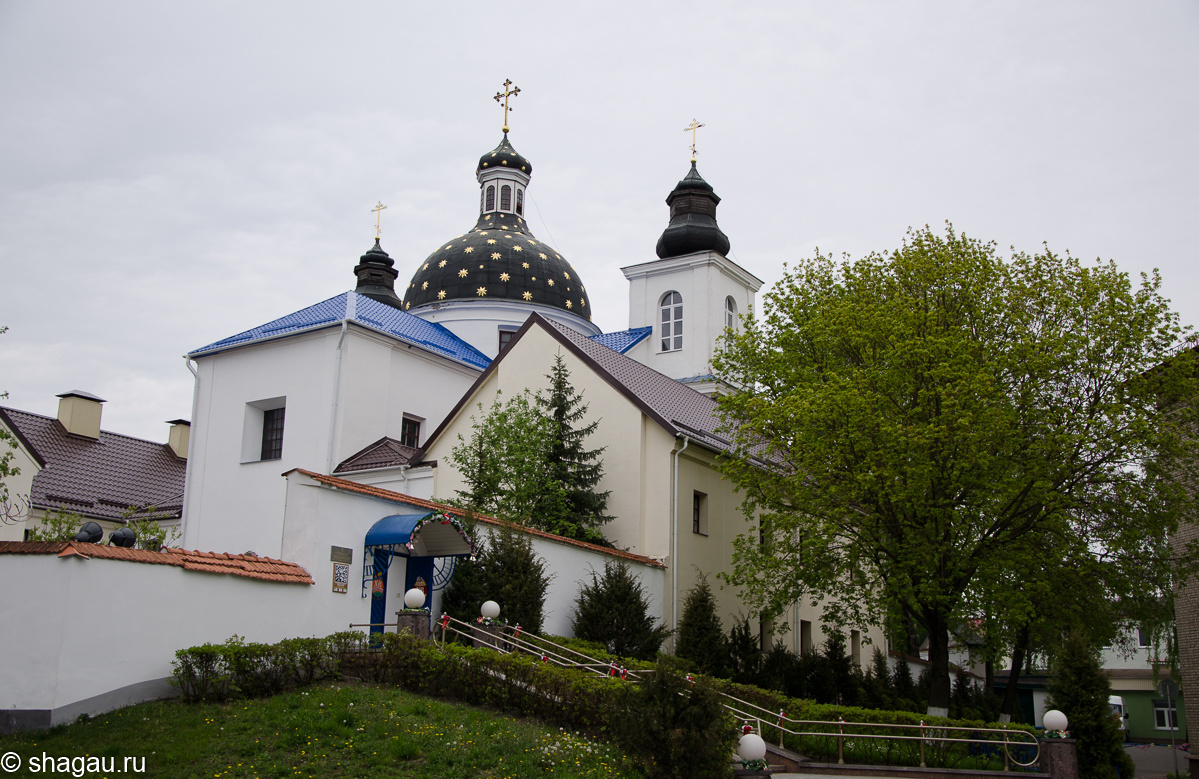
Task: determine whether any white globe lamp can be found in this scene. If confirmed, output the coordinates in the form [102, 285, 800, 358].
[737, 732, 767, 762]
[481, 600, 501, 620]
[403, 588, 427, 610]
[1043, 709, 1068, 733]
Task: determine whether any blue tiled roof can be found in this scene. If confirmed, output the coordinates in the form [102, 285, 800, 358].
[589, 327, 651, 354]
[190, 292, 491, 370]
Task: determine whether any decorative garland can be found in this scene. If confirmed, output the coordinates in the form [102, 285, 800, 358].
[400, 511, 478, 559]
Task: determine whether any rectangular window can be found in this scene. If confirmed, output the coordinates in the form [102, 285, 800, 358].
[400, 417, 421, 448]
[1138, 628, 1151, 647]
[800, 620, 813, 655]
[851, 629, 862, 667]
[692, 491, 708, 535]
[260, 407, 285, 460]
[1154, 700, 1179, 730]
[498, 328, 517, 353]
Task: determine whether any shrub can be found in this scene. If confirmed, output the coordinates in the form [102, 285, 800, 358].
[613, 657, 735, 779]
[725, 618, 762, 684]
[571, 559, 669, 660]
[170, 643, 230, 703]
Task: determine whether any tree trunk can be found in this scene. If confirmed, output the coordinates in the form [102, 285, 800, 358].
[925, 612, 952, 717]
[999, 623, 1031, 724]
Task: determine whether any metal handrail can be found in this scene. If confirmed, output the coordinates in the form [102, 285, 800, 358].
[371, 617, 1040, 771]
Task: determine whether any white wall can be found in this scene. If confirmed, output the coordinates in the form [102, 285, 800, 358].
[0, 552, 335, 729]
[182, 322, 479, 559]
[412, 299, 601, 360]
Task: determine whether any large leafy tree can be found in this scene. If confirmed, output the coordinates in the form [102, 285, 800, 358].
[711, 224, 1199, 714]
[449, 357, 611, 544]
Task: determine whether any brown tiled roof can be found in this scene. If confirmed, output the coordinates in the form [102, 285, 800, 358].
[334, 437, 419, 474]
[416, 314, 732, 460]
[0, 407, 186, 521]
[291, 468, 666, 569]
[0, 541, 314, 584]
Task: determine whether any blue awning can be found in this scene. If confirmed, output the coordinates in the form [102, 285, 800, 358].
[364, 512, 475, 558]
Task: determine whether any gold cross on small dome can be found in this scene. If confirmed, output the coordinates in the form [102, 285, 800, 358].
[371, 201, 387, 239]
[494, 79, 521, 134]
[684, 119, 705, 163]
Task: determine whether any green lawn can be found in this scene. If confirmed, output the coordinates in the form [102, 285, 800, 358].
[0, 682, 645, 778]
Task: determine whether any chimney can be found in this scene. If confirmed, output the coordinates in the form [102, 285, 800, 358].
[56, 390, 105, 439]
[167, 419, 190, 459]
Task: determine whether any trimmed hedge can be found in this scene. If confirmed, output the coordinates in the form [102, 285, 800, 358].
[171, 634, 347, 703]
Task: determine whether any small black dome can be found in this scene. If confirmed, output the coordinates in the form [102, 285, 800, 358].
[655, 163, 731, 259]
[353, 239, 402, 308]
[478, 134, 533, 175]
[403, 213, 590, 320]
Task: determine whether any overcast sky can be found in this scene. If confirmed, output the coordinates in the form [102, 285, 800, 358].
[1, 1, 1196, 442]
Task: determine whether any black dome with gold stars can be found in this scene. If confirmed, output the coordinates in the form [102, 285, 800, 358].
[402, 137, 591, 320]
[477, 135, 533, 175]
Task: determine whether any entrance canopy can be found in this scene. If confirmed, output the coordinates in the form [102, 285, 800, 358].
[364, 511, 476, 558]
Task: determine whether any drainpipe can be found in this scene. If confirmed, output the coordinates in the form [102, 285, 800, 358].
[672, 434, 690, 644]
[326, 295, 354, 473]
[180, 357, 200, 547]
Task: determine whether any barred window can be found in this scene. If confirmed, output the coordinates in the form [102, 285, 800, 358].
[260, 407, 285, 460]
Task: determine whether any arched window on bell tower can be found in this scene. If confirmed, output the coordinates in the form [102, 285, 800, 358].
[501, 184, 512, 211]
[516, 188, 524, 215]
[660, 291, 683, 352]
[724, 296, 737, 330]
[485, 185, 495, 212]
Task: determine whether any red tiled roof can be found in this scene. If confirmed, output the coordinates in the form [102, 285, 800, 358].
[292, 469, 666, 569]
[0, 541, 314, 584]
[0, 407, 186, 521]
[334, 437, 420, 473]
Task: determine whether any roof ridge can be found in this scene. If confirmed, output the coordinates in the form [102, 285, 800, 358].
[1, 404, 172, 448]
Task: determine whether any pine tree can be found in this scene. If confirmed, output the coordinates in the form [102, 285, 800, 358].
[571, 559, 670, 659]
[725, 618, 762, 686]
[535, 355, 612, 543]
[1045, 630, 1135, 779]
[675, 574, 726, 676]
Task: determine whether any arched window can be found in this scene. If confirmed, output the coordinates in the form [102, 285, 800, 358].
[516, 188, 524, 215]
[485, 185, 495, 211]
[724, 296, 737, 329]
[500, 184, 512, 211]
[660, 291, 683, 352]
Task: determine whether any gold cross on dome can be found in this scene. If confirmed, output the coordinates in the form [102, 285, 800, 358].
[684, 119, 705, 163]
[371, 201, 387, 240]
[494, 79, 521, 134]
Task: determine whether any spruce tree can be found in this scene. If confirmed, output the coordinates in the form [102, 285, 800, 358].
[675, 574, 726, 676]
[571, 559, 670, 659]
[1045, 630, 1135, 779]
[725, 618, 763, 686]
[535, 355, 612, 544]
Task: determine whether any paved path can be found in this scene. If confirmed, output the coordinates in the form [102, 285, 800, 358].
[1126, 741, 1188, 778]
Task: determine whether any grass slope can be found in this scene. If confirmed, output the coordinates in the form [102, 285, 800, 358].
[0, 682, 644, 778]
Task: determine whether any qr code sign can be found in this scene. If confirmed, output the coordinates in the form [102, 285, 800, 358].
[332, 563, 350, 593]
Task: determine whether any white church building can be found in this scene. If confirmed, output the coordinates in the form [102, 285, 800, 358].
[0, 112, 883, 730]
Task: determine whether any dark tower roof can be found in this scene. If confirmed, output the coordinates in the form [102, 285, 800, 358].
[402, 136, 591, 320]
[655, 163, 731, 259]
[353, 239, 402, 308]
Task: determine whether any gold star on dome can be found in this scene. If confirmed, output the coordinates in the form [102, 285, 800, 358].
[438, 260, 447, 268]
[485, 215, 492, 221]
[405, 302, 410, 309]
[555, 254, 561, 260]
[539, 253, 548, 260]
[531, 276, 537, 281]
[477, 286, 487, 296]
[547, 279, 555, 287]
[581, 299, 586, 307]
[566, 300, 572, 309]
[491, 252, 501, 260]
[527, 239, 537, 245]
[479, 231, 489, 235]
[486, 239, 497, 245]
[513, 245, 523, 252]
[522, 291, 532, 301]
[479, 264, 484, 268]
[500, 225, 508, 230]
[500, 272, 510, 282]
[522, 262, 530, 269]
[501, 160, 508, 165]
[421, 281, 428, 290]
[564, 272, 570, 280]
[423, 263, 429, 270]
[464, 246, 475, 254]
[458, 269, 468, 278]
[438, 290, 446, 299]
[444, 245, 452, 250]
